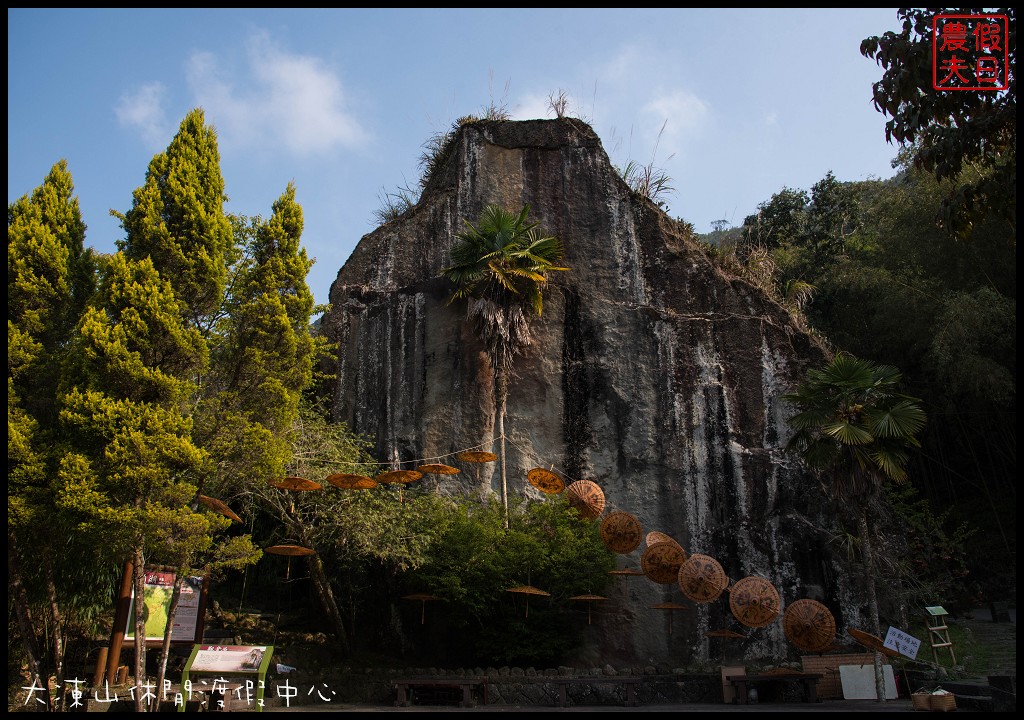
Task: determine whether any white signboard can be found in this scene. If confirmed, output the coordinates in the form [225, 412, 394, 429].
[884, 625, 921, 659]
[839, 664, 898, 699]
[190, 645, 269, 673]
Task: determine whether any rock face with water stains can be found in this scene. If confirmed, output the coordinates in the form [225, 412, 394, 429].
[320, 119, 857, 666]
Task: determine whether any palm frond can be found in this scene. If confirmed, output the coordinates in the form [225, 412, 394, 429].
[823, 421, 874, 445]
[868, 400, 927, 438]
[508, 268, 547, 283]
[441, 204, 566, 319]
[801, 439, 840, 471]
[785, 351, 925, 502]
[486, 263, 520, 294]
[871, 447, 910, 483]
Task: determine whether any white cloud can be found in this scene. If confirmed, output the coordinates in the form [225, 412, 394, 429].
[512, 92, 555, 121]
[186, 31, 367, 156]
[642, 90, 709, 142]
[600, 45, 644, 84]
[583, 45, 709, 162]
[115, 82, 171, 149]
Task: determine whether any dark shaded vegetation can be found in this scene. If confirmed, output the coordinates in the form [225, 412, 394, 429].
[704, 157, 1014, 616]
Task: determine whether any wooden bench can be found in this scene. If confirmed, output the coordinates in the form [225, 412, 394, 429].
[726, 672, 823, 705]
[498, 675, 642, 707]
[394, 676, 487, 707]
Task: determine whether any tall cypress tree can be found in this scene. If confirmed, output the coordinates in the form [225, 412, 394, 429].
[57, 253, 209, 710]
[198, 185, 346, 646]
[97, 110, 238, 707]
[8, 161, 96, 708]
[119, 108, 233, 327]
[193, 184, 320, 499]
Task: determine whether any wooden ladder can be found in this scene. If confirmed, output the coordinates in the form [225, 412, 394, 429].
[924, 606, 956, 665]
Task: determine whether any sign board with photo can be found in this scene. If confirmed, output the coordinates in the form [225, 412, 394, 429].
[180, 644, 275, 713]
[125, 570, 205, 643]
[189, 645, 271, 673]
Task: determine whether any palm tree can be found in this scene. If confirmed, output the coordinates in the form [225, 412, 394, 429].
[442, 204, 567, 526]
[783, 352, 926, 702]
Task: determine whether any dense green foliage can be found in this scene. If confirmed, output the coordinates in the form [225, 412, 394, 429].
[727, 160, 1015, 603]
[784, 353, 927, 496]
[6, 111, 323, 705]
[8, 160, 104, 708]
[860, 8, 1016, 236]
[720, 8, 1017, 606]
[402, 495, 616, 666]
[856, 9, 1016, 602]
[119, 110, 233, 324]
[783, 352, 926, 700]
[883, 483, 979, 615]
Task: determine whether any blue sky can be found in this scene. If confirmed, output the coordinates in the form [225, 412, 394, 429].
[9, 8, 905, 309]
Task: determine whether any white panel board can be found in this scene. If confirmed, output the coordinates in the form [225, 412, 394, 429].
[839, 664, 897, 699]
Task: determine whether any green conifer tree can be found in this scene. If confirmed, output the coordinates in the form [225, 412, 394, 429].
[119, 108, 233, 327]
[57, 253, 209, 709]
[8, 160, 96, 708]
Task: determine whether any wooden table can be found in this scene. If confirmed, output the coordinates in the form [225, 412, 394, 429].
[394, 676, 487, 707]
[726, 672, 823, 704]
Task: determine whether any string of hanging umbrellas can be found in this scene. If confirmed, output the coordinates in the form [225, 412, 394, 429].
[482, 433, 889, 654]
[194, 437, 504, 557]
[196, 435, 891, 654]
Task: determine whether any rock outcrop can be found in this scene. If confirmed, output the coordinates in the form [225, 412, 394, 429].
[320, 118, 859, 666]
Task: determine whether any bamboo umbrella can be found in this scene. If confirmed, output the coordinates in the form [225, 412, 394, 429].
[269, 476, 322, 491]
[325, 473, 378, 490]
[641, 542, 688, 585]
[264, 545, 316, 581]
[417, 464, 459, 493]
[650, 602, 690, 634]
[705, 629, 747, 638]
[402, 593, 440, 625]
[848, 627, 900, 657]
[570, 594, 607, 625]
[458, 451, 496, 501]
[376, 469, 422, 502]
[269, 475, 322, 519]
[729, 576, 782, 628]
[783, 599, 836, 653]
[527, 467, 565, 494]
[506, 585, 550, 618]
[645, 531, 684, 552]
[705, 628, 747, 665]
[457, 451, 498, 463]
[565, 479, 605, 520]
[264, 545, 316, 556]
[608, 568, 645, 598]
[197, 494, 243, 524]
[678, 554, 729, 603]
[376, 470, 423, 484]
[600, 511, 643, 554]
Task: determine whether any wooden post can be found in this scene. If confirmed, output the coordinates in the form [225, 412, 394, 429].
[105, 560, 134, 684]
[91, 647, 108, 687]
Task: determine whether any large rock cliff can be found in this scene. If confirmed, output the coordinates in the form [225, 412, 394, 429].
[320, 118, 861, 667]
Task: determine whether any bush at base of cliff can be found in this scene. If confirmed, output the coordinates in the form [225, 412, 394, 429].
[402, 495, 616, 667]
